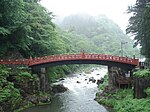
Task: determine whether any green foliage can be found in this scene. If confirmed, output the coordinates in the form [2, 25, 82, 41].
[127, 0, 150, 61]
[114, 92, 150, 112]
[0, 65, 22, 111]
[97, 89, 133, 108]
[59, 14, 139, 57]
[19, 72, 33, 79]
[145, 87, 150, 97]
[133, 69, 150, 77]
[0, 0, 25, 57]
[97, 97, 116, 107]
[0, 0, 69, 58]
[47, 65, 68, 82]
[0, 0, 71, 82]
[0, 65, 42, 111]
[97, 88, 150, 112]
[0, 27, 11, 35]
[0, 66, 10, 86]
[0, 82, 21, 102]
[98, 74, 108, 90]
[0, 0, 72, 89]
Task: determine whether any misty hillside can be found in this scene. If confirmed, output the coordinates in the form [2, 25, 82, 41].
[56, 14, 139, 58]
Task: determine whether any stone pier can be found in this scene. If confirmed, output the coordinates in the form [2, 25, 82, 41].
[108, 66, 133, 87]
[40, 68, 46, 92]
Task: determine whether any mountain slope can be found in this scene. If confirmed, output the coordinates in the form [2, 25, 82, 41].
[58, 14, 139, 57]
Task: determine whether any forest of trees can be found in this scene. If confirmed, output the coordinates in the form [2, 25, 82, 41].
[0, 0, 70, 58]
[0, 0, 141, 58]
[58, 14, 139, 57]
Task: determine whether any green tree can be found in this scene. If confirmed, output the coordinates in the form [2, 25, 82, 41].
[0, 0, 25, 57]
[0, 0, 69, 58]
[127, 0, 150, 61]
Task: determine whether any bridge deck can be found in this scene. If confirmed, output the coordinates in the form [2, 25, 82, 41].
[0, 53, 139, 67]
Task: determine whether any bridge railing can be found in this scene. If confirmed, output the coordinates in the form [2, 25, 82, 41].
[28, 53, 139, 66]
[0, 53, 139, 66]
[139, 62, 150, 68]
[0, 59, 29, 65]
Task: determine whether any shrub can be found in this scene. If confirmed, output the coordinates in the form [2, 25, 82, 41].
[145, 87, 150, 97]
[133, 69, 150, 78]
[19, 72, 33, 79]
[98, 74, 108, 90]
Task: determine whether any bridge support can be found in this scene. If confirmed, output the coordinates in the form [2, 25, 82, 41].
[108, 66, 118, 86]
[108, 66, 133, 87]
[40, 68, 46, 92]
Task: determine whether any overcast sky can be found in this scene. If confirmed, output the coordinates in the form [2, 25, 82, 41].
[40, 0, 136, 32]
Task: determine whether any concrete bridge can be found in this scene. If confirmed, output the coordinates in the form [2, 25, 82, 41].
[0, 53, 140, 91]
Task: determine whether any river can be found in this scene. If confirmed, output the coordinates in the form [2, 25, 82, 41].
[22, 67, 109, 112]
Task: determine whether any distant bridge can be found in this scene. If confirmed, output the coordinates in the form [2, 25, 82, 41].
[0, 53, 139, 69]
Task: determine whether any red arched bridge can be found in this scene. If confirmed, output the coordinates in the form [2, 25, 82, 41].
[0, 53, 139, 69]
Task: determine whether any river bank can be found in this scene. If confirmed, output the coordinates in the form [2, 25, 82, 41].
[0, 65, 112, 112]
[95, 73, 150, 112]
[0, 65, 53, 112]
[96, 86, 150, 112]
[21, 67, 110, 112]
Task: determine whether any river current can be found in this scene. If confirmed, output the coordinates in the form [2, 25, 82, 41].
[22, 67, 109, 112]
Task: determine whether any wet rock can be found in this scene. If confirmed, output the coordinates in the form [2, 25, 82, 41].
[89, 77, 94, 81]
[85, 78, 88, 81]
[93, 80, 96, 83]
[40, 95, 50, 103]
[59, 78, 65, 81]
[76, 81, 80, 83]
[89, 77, 96, 83]
[27, 96, 39, 105]
[97, 78, 104, 85]
[85, 71, 91, 74]
[52, 84, 68, 93]
[103, 86, 118, 94]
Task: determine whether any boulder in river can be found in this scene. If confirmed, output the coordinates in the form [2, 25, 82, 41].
[89, 77, 96, 83]
[40, 95, 51, 103]
[97, 78, 104, 85]
[76, 81, 81, 83]
[52, 84, 68, 93]
[85, 78, 88, 81]
[59, 78, 65, 81]
[27, 96, 39, 105]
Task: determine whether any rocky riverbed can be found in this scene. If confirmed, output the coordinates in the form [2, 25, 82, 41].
[22, 67, 110, 112]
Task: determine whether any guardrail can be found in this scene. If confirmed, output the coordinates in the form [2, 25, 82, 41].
[28, 53, 139, 66]
[0, 53, 139, 67]
[139, 62, 150, 68]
